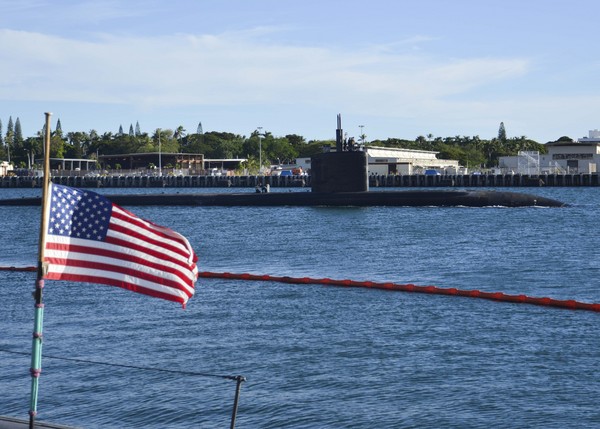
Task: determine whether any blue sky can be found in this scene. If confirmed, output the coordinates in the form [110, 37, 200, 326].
[1, 0, 599, 143]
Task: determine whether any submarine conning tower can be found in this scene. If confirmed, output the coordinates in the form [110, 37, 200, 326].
[311, 114, 369, 193]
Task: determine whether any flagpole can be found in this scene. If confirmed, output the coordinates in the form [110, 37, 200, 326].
[29, 112, 52, 429]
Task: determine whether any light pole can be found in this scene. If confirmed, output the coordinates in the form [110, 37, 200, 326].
[158, 129, 162, 176]
[257, 127, 263, 174]
[359, 125, 365, 146]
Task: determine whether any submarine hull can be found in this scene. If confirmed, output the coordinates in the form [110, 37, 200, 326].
[0, 190, 566, 207]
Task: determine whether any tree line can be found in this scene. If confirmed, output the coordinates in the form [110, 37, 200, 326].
[0, 117, 554, 170]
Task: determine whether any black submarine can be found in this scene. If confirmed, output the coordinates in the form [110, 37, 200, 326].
[0, 116, 566, 208]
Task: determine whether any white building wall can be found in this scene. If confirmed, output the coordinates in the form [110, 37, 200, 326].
[501, 143, 600, 174]
[365, 146, 459, 174]
[588, 129, 600, 139]
[0, 161, 13, 176]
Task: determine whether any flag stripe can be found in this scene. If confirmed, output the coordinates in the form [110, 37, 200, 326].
[45, 257, 194, 297]
[43, 183, 198, 307]
[47, 234, 197, 270]
[105, 230, 194, 271]
[111, 206, 192, 254]
[110, 208, 193, 259]
[44, 241, 196, 289]
[44, 271, 189, 304]
[45, 234, 196, 277]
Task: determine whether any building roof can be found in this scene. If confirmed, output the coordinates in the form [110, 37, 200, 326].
[98, 152, 203, 158]
[365, 145, 438, 155]
[547, 140, 600, 147]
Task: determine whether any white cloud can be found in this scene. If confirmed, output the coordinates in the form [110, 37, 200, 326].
[0, 28, 531, 114]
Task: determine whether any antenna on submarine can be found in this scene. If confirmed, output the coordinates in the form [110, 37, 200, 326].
[336, 114, 343, 152]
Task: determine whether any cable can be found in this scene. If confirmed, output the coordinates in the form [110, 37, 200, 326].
[0, 348, 244, 382]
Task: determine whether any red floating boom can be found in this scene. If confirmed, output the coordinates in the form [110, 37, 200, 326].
[198, 271, 600, 313]
[2, 266, 599, 312]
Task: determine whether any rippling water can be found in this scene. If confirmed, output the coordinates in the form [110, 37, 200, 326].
[1, 187, 600, 428]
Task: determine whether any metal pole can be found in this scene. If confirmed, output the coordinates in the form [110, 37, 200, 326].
[257, 127, 263, 174]
[158, 129, 162, 177]
[359, 125, 365, 146]
[229, 375, 246, 429]
[29, 112, 52, 429]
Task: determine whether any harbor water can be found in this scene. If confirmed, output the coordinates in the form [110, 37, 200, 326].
[1, 187, 600, 428]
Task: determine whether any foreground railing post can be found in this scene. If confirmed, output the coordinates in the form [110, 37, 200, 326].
[230, 375, 246, 429]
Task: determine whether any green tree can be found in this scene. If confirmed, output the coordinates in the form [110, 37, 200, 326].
[556, 136, 573, 142]
[239, 156, 260, 175]
[55, 119, 63, 138]
[5, 116, 14, 162]
[265, 136, 298, 164]
[184, 133, 210, 155]
[297, 140, 332, 158]
[0, 119, 5, 161]
[50, 134, 65, 158]
[370, 137, 416, 149]
[244, 130, 273, 168]
[23, 135, 43, 168]
[85, 129, 101, 157]
[14, 117, 23, 141]
[66, 131, 89, 159]
[201, 131, 244, 158]
[436, 143, 465, 162]
[13, 117, 24, 163]
[482, 139, 501, 167]
[498, 122, 507, 144]
[152, 129, 178, 153]
[174, 125, 186, 147]
[286, 134, 305, 146]
[115, 133, 142, 154]
[462, 147, 486, 170]
[135, 121, 141, 137]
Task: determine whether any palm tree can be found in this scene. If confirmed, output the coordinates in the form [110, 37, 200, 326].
[174, 126, 186, 149]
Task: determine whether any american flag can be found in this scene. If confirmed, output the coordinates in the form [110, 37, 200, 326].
[43, 184, 198, 308]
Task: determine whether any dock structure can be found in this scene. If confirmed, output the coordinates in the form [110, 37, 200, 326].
[0, 173, 598, 188]
[368, 172, 599, 187]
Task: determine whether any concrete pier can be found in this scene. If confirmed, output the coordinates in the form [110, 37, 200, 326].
[369, 173, 599, 187]
[0, 173, 598, 188]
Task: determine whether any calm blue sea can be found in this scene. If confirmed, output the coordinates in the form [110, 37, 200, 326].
[1, 187, 600, 428]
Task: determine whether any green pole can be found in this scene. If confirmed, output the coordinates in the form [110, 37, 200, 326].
[29, 280, 44, 428]
[29, 112, 52, 429]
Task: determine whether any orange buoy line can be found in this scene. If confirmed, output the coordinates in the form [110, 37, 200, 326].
[198, 271, 600, 313]
[3, 266, 599, 312]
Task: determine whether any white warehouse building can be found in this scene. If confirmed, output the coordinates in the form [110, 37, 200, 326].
[499, 130, 600, 174]
[363, 146, 459, 175]
[296, 146, 460, 175]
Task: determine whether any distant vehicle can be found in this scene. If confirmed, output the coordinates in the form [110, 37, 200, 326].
[424, 169, 441, 176]
[272, 166, 303, 176]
